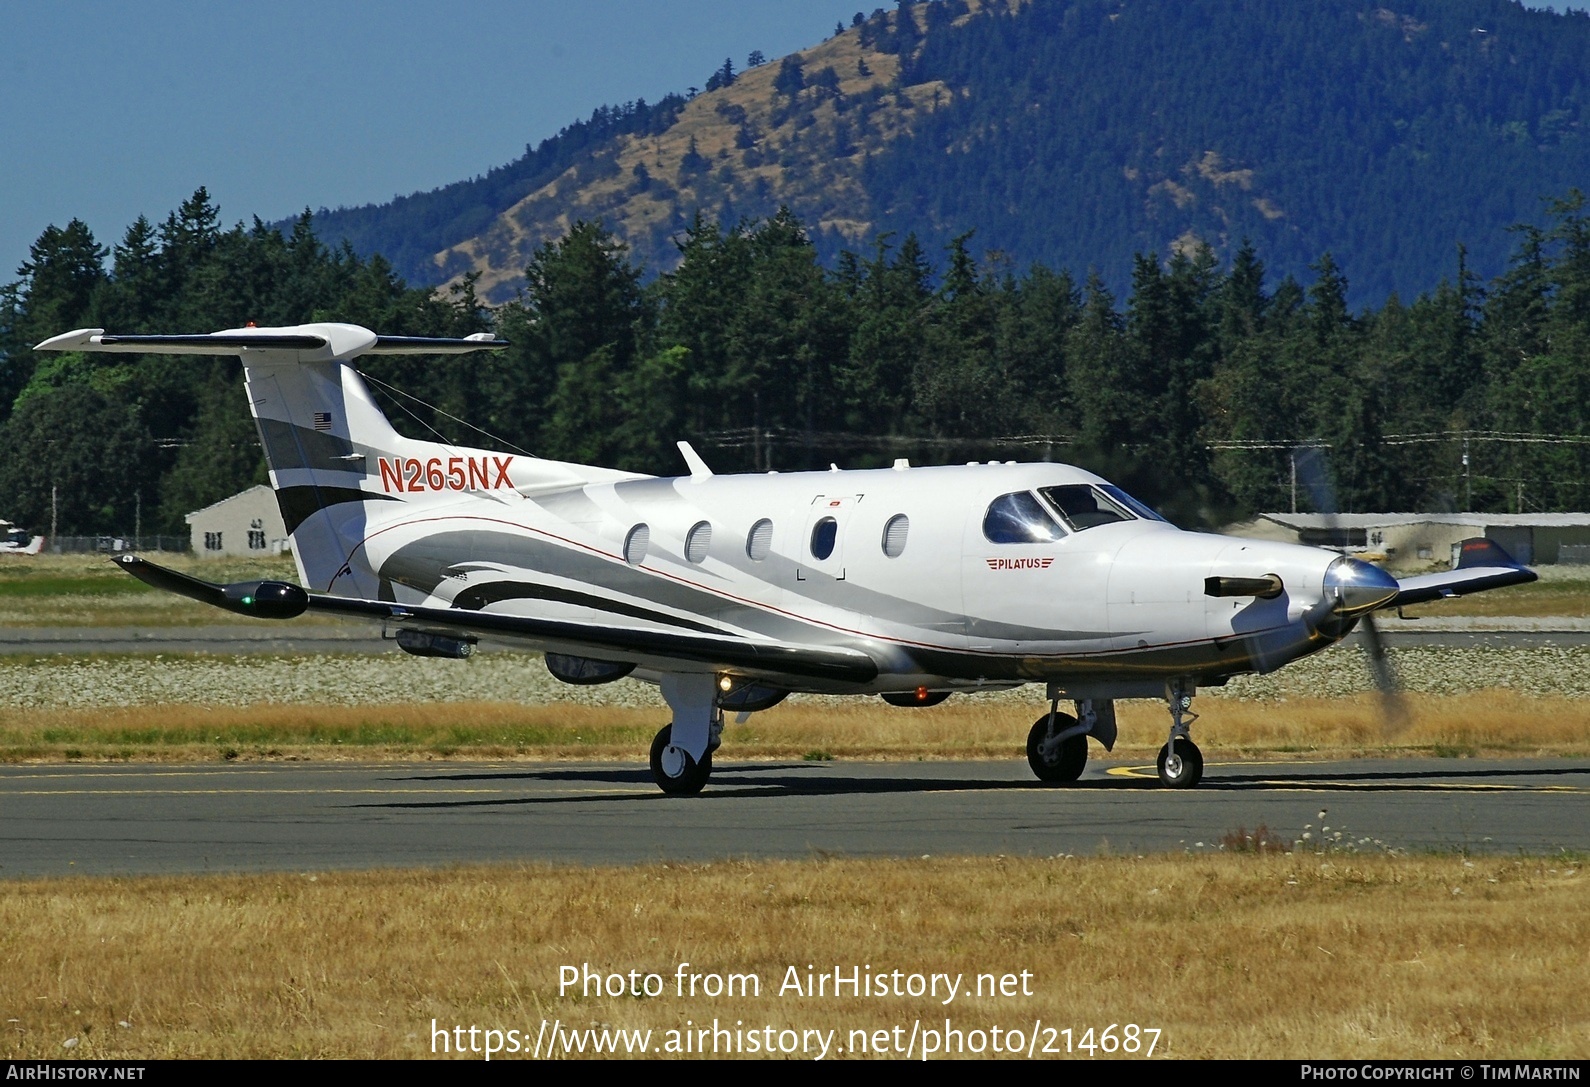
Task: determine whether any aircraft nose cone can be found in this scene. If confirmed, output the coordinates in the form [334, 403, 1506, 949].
[1323, 556, 1399, 616]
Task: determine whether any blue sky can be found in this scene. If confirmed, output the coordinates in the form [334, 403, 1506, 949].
[2, 1, 1587, 287]
[0, 1, 864, 282]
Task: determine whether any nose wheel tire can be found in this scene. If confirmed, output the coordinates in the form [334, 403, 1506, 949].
[1027, 714, 1088, 783]
[650, 724, 712, 795]
[1156, 738, 1203, 788]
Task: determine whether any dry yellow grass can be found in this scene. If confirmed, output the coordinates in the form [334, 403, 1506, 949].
[0, 855, 1584, 1059]
[6, 690, 1590, 763]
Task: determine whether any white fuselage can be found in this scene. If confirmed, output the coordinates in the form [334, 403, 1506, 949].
[348, 459, 1344, 696]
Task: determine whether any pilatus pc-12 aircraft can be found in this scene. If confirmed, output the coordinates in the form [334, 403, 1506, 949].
[38, 323, 1537, 794]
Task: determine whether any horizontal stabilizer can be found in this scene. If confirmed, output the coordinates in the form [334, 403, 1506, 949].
[36, 324, 507, 360]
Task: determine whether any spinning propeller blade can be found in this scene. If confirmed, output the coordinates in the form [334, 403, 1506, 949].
[1293, 446, 1410, 735]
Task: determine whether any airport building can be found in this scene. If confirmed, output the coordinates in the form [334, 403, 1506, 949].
[1225, 512, 1590, 568]
[184, 485, 290, 558]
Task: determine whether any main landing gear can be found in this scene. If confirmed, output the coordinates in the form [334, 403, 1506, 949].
[1157, 679, 1203, 788]
[1026, 694, 1116, 784]
[650, 674, 722, 795]
[1027, 711, 1088, 782]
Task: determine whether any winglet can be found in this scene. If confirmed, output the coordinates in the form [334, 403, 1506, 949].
[33, 328, 106, 352]
[677, 441, 713, 481]
[1455, 537, 1521, 570]
[1389, 536, 1536, 608]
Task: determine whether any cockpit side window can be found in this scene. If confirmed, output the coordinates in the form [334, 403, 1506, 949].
[1038, 484, 1135, 531]
[983, 492, 1066, 544]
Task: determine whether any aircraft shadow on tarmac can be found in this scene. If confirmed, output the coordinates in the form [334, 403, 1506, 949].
[351, 762, 1589, 809]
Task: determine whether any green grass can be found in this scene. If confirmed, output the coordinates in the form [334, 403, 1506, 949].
[0, 576, 153, 597]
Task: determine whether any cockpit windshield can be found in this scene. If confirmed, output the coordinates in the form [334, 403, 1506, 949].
[1037, 484, 1169, 531]
[983, 484, 1170, 544]
[1039, 485, 1134, 530]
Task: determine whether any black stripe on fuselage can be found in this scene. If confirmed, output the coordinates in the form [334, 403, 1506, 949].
[451, 580, 726, 635]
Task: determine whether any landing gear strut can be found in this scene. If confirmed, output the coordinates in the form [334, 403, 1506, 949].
[1157, 679, 1203, 788]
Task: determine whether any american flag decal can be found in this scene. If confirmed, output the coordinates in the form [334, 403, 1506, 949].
[312, 412, 332, 431]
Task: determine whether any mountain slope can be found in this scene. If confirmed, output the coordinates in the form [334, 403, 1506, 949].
[313, 0, 1590, 305]
[431, 22, 950, 300]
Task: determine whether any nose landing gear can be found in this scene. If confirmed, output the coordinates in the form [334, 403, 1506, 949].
[1157, 679, 1203, 788]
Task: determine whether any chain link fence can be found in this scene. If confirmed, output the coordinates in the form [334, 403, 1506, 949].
[46, 536, 190, 554]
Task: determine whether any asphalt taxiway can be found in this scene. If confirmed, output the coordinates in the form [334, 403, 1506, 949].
[1, 757, 1584, 878]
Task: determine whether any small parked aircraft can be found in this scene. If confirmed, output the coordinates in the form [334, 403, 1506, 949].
[37, 323, 1536, 793]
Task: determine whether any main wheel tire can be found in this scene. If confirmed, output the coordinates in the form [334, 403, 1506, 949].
[1156, 737, 1203, 788]
[1026, 713, 1087, 783]
[650, 724, 712, 795]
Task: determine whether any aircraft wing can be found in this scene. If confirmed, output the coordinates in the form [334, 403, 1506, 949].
[1388, 537, 1537, 608]
[114, 555, 878, 684]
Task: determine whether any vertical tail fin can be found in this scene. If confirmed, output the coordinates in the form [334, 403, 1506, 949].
[34, 324, 511, 592]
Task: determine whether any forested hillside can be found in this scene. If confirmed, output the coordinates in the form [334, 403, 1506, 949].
[309, 0, 1590, 308]
[4, 189, 1588, 536]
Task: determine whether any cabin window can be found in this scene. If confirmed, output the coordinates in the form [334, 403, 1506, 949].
[982, 493, 1064, 544]
[810, 517, 839, 560]
[685, 521, 712, 564]
[1039, 485, 1135, 531]
[746, 518, 774, 561]
[623, 524, 650, 565]
[882, 514, 909, 558]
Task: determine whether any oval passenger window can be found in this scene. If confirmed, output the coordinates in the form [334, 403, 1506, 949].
[810, 517, 839, 560]
[624, 524, 650, 565]
[882, 514, 909, 558]
[746, 518, 774, 561]
[685, 521, 712, 564]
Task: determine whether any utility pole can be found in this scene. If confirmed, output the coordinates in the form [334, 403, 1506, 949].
[50, 485, 58, 550]
[1290, 450, 1297, 514]
[135, 492, 142, 549]
[1462, 437, 1471, 511]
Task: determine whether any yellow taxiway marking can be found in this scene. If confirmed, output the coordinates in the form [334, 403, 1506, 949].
[1106, 764, 1587, 792]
